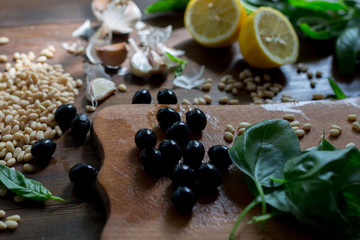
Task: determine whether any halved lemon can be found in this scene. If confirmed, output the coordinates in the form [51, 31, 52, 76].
[184, 0, 247, 48]
[239, 7, 299, 68]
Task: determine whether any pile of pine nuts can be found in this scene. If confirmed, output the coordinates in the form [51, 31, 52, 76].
[0, 48, 82, 171]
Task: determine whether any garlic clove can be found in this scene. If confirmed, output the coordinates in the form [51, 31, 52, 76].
[130, 51, 152, 77]
[86, 77, 116, 103]
[96, 42, 128, 67]
[148, 49, 168, 75]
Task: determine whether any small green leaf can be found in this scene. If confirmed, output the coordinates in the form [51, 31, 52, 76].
[145, 0, 189, 13]
[0, 164, 65, 202]
[165, 52, 187, 77]
[288, 0, 347, 11]
[328, 78, 347, 99]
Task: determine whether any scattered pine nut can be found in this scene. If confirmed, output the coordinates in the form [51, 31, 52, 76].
[225, 124, 235, 134]
[0, 37, 10, 45]
[237, 127, 246, 135]
[0, 55, 7, 63]
[198, 97, 206, 105]
[329, 128, 341, 137]
[352, 122, 360, 132]
[5, 220, 18, 230]
[118, 83, 127, 92]
[310, 80, 316, 88]
[312, 93, 324, 100]
[6, 215, 20, 222]
[76, 79, 83, 87]
[218, 82, 226, 91]
[219, 96, 228, 104]
[315, 71, 322, 78]
[182, 99, 191, 105]
[86, 105, 96, 112]
[14, 196, 25, 203]
[0, 210, 5, 218]
[229, 99, 239, 105]
[224, 131, 234, 142]
[201, 82, 212, 91]
[302, 123, 312, 131]
[307, 72, 313, 79]
[238, 122, 251, 128]
[331, 124, 342, 132]
[0, 221, 6, 230]
[348, 114, 357, 121]
[23, 163, 35, 173]
[193, 98, 199, 105]
[203, 95, 212, 104]
[290, 121, 300, 127]
[283, 114, 295, 121]
[295, 129, 305, 138]
[292, 126, 299, 131]
[75, 46, 85, 55]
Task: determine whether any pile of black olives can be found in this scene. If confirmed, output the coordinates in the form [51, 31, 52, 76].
[134, 106, 233, 214]
[132, 88, 178, 104]
[54, 104, 96, 186]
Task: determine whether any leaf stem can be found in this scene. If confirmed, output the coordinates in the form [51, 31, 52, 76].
[271, 177, 287, 183]
[50, 196, 66, 202]
[254, 181, 266, 229]
[248, 211, 282, 224]
[229, 199, 260, 240]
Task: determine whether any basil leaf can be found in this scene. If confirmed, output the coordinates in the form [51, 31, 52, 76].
[0, 164, 65, 202]
[165, 52, 187, 77]
[145, 0, 189, 13]
[335, 12, 360, 75]
[317, 134, 338, 151]
[328, 78, 347, 99]
[229, 119, 301, 188]
[288, 0, 347, 11]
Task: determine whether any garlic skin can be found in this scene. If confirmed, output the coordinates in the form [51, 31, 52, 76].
[96, 42, 129, 67]
[86, 25, 113, 64]
[92, 0, 142, 34]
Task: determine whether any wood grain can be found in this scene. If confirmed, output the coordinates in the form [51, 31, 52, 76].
[92, 98, 360, 240]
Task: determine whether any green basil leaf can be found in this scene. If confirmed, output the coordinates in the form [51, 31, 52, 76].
[145, 0, 189, 13]
[288, 0, 347, 11]
[165, 52, 187, 77]
[317, 135, 338, 150]
[229, 119, 301, 188]
[328, 78, 347, 99]
[335, 13, 360, 75]
[0, 164, 65, 202]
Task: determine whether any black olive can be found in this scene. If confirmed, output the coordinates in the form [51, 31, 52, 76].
[208, 145, 232, 171]
[69, 163, 98, 186]
[158, 139, 182, 172]
[140, 147, 163, 176]
[186, 108, 207, 134]
[156, 107, 180, 131]
[31, 139, 56, 161]
[157, 89, 177, 104]
[167, 121, 190, 147]
[55, 104, 77, 131]
[134, 128, 157, 151]
[132, 89, 151, 104]
[196, 163, 222, 192]
[183, 140, 205, 169]
[171, 186, 197, 214]
[71, 113, 91, 140]
[171, 164, 196, 189]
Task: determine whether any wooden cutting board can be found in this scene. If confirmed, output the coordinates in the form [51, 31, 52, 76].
[92, 98, 360, 240]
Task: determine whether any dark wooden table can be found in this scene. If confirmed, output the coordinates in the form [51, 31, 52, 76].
[0, 1, 359, 239]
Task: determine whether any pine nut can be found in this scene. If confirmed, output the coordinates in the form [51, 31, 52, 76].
[118, 83, 127, 92]
[348, 114, 357, 121]
[346, 143, 356, 148]
[23, 163, 35, 173]
[0, 210, 5, 218]
[237, 128, 246, 135]
[224, 131, 234, 142]
[193, 98, 199, 105]
[312, 93, 324, 100]
[17, 151, 25, 162]
[229, 99, 239, 105]
[310, 80, 316, 88]
[5, 142, 14, 152]
[264, 90, 274, 98]
[225, 84, 233, 92]
[290, 121, 300, 127]
[14, 196, 25, 203]
[302, 123, 312, 131]
[219, 96, 228, 104]
[6, 215, 20, 222]
[0, 185, 7, 196]
[0, 37, 10, 45]
[218, 82, 226, 90]
[6, 158, 16, 167]
[331, 124, 342, 132]
[0, 55, 8, 63]
[292, 127, 299, 131]
[307, 72, 313, 79]
[231, 88, 239, 96]
[232, 82, 243, 89]
[295, 129, 305, 138]
[253, 76, 261, 83]
[86, 105, 96, 112]
[225, 124, 235, 134]
[23, 153, 33, 162]
[198, 97, 206, 105]
[201, 82, 212, 91]
[238, 122, 251, 128]
[283, 114, 295, 121]
[5, 220, 18, 229]
[181, 99, 191, 105]
[329, 128, 340, 137]
[352, 122, 360, 132]
[315, 71, 322, 78]
[0, 221, 7, 230]
[203, 95, 212, 104]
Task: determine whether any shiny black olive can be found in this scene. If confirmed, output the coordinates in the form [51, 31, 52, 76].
[208, 145, 232, 171]
[69, 163, 98, 186]
[186, 108, 207, 134]
[55, 104, 77, 131]
[31, 138, 57, 161]
[171, 164, 196, 189]
[132, 89, 151, 104]
[134, 128, 157, 150]
[158, 139, 182, 172]
[171, 186, 197, 214]
[71, 113, 91, 140]
[156, 107, 180, 131]
[140, 147, 163, 176]
[157, 89, 177, 104]
[196, 163, 222, 192]
[183, 140, 205, 169]
[166, 121, 190, 147]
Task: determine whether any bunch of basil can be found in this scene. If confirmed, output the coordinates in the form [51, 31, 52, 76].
[146, 0, 360, 75]
[228, 119, 360, 240]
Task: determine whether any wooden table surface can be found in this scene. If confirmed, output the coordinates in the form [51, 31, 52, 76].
[0, 0, 359, 239]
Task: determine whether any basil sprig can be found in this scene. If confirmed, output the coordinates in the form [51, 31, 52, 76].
[229, 119, 360, 240]
[0, 164, 65, 202]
